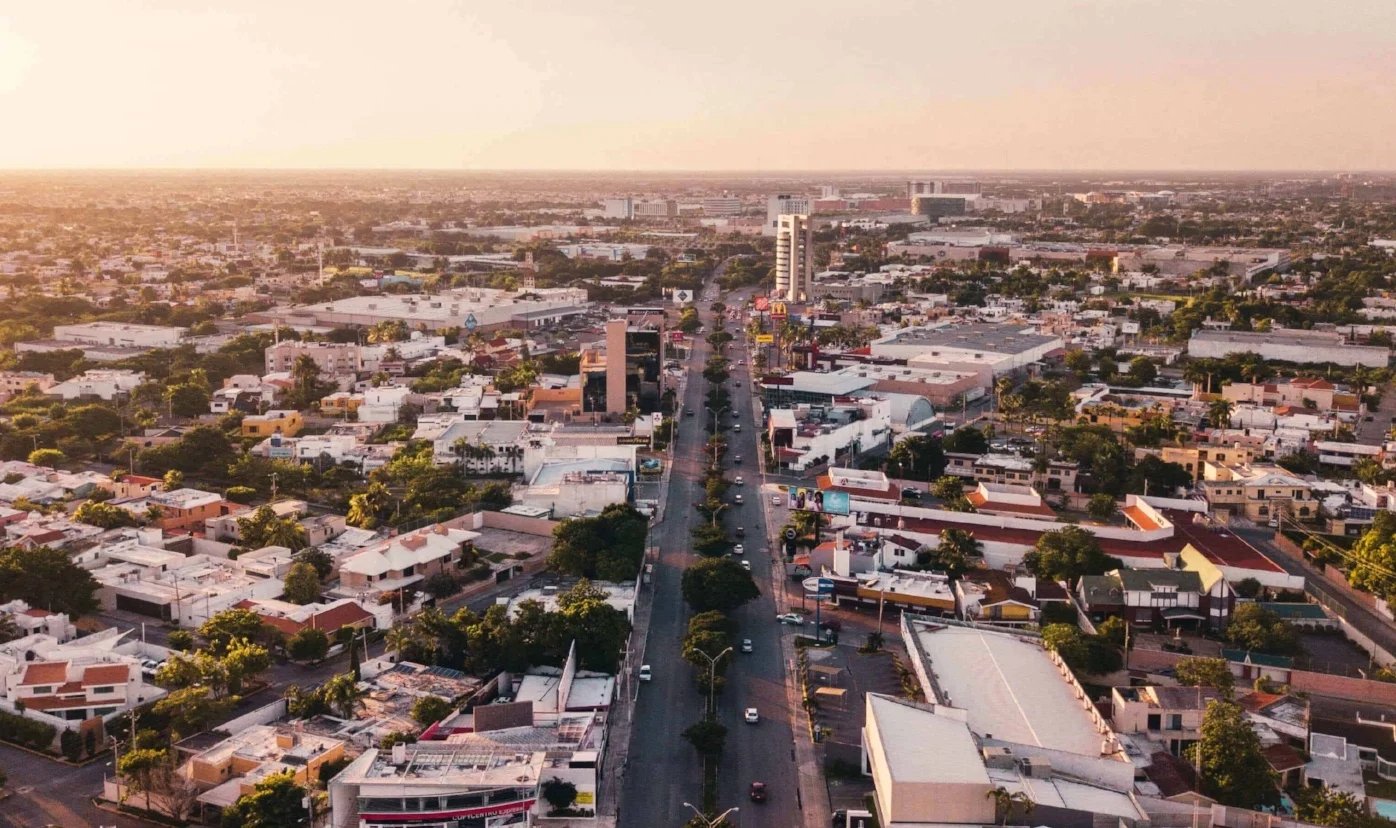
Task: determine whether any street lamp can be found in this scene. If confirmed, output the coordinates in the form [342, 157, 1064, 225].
[683, 802, 739, 828]
[692, 645, 733, 717]
[709, 501, 728, 528]
[705, 406, 729, 466]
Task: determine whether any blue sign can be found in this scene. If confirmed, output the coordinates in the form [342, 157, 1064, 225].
[816, 578, 835, 596]
[464, 313, 479, 331]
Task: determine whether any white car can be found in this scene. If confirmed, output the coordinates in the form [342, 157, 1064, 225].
[733, 544, 745, 555]
[740, 560, 751, 571]
[771, 495, 782, 506]
[744, 707, 759, 724]
[735, 476, 744, 486]
[741, 638, 753, 653]
[776, 613, 806, 625]
[638, 664, 652, 682]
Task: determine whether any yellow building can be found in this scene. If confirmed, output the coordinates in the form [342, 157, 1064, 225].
[1200, 462, 1315, 522]
[241, 409, 304, 438]
[1156, 443, 1258, 482]
[319, 391, 364, 417]
[186, 726, 345, 822]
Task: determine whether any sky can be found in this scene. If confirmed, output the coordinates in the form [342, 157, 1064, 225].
[2, 0, 1395, 171]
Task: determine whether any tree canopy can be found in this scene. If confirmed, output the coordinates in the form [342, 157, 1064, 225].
[0, 546, 100, 616]
[548, 504, 648, 581]
[681, 558, 760, 614]
[1024, 527, 1122, 584]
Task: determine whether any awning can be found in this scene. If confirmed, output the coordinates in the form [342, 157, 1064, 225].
[1161, 608, 1206, 620]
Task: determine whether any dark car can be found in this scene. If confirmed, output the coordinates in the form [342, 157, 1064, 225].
[684, 408, 694, 417]
[749, 781, 767, 803]
[901, 487, 920, 498]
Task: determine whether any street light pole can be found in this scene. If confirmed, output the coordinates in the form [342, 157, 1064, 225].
[693, 645, 733, 717]
[683, 802, 740, 828]
[705, 406, 729, 466]
[710, 502, 728, 528]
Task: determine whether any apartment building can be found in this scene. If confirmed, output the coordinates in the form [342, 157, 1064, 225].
[1112, 685, 1223, 755]
[264, 340, 363, 376]
[1199, 463, 1316, 522]
[774, 213, 814, 302]
[944, 452, 1079, 493]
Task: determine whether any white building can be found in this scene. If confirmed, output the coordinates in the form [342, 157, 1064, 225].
[266, 287, 590, 333]
[51, 321, 185, 349]
[424, 418, 530, 474]
[601, 197, 634, 219]
[0, 631, 165, 725]
[264, 341, 363, 376]
[1187, 328, 1389, 368]
[767, 398, 893, 473]
[774, 213, 814, 303]
[48, 369, 146, 400]
[765, 194, 812, 234]
[873, 323, 1064, 377]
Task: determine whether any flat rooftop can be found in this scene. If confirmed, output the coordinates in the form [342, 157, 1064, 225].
[867, 694, 988, 785]
[876, 322, 1059, 354]
[909, 623, 1107, 756]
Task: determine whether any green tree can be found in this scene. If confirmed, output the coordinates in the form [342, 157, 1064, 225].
[930, 475, 966, 502]
[0, 546, 100, 616]
[199, 608, 271, 655]
[153, 686, 234, 738]
[166, 629, 194, 651]
[1349, 512, 1396, 603]
[1292, 786, 1375, 828]
[682, 558, 760, 614]
[943, 426, 989, 455]
[1225, 603, 1298, 656]
[1087, 493, 1117, 521]
[282, 561, 322, 605]
[985, 786, 1034, 827]
[1125, 455, 1193, 496]
[74, 499, 141, 529]
[410, 695, 454, 727]
[237, 505, 308, 551]
[541, 777, 579, 813]
[222, 638, 272, 694]
[1126, 356, 1158, 385]
[1064, 350, 1092, 375]
[547, 504, 648, 581]
[295, 547, 334, 580]
[346, 481, 392, 529]
[552, 579, 632, 672]
[162, 469, 184, 491]
[1098, 616, 1128, 649]
[1025, 526, 1122, 584]
[1175, 656, 1236, 698]
[1207, 398, 1234, 429]
[221, 771, 309, 828]
[27, 447, 65, 467]
[886, 435, 947, 482]
[690, 523, 731, 557]
[1190, 700, 1278, 809]
[118, 746, 170, 812]
[286, 627, 330, 662]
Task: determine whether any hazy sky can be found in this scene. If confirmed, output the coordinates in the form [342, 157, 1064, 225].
[2, 1, 1395, 170]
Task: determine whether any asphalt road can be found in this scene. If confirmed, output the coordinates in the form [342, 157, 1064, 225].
[0, 739, 145, 828]
[621, 291, 802, 828]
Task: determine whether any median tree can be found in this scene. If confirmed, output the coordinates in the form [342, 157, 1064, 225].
[682, 558, 760, 614]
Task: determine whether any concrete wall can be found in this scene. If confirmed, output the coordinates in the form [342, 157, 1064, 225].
[1128, 646, 1396, 706]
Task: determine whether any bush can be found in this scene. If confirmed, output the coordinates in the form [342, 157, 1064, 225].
[0, 709, 57, 751]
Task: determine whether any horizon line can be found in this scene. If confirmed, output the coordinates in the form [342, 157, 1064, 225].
[0, 166, 1391, 176]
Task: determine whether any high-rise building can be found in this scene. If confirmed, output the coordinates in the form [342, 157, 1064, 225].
[907, 179, 982, 197]
[601, 197, 634, 219]
[774, 214, 814, 303]
[581, 310, 666, 415]
[765, 194, 812, 234]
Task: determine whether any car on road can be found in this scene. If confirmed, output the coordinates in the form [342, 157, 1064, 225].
[776, 612, 806, 625]
[684, 408, 694, 416]
[638, 664, 652, 682]
[733, 423, 741, 432]
[744, 707, 759, 724]
[901, 486, 921, 498]
[741, 638, 753, 653]
[749, 781, 767, 802]
[735, 476, 744, 486]
[734, 455, 742, 465]
[740, 560, 751, 571]
[735, 526, 745, 538]
[733, 543, 745, 555]
[734, 493, 743, 504]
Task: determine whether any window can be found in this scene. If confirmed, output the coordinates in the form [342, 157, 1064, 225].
[31, 686, 52, 695]
[1166, 714, 1183, 731]
[93, 686, 114, 695]
[1147, 714, 1161, 730]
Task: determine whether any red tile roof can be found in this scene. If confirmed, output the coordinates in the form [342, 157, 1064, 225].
[1261, 742, 1306, 772]
[19, 662, 68, 685]
[82, 664, 131, 686]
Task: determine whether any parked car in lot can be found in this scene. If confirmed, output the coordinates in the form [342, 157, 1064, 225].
[771, 495, 783, 506]
[776, 612, 806, 625]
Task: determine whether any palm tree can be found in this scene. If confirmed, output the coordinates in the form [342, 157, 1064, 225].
[321, 673, 368, 720]
[985, 786, 1034, 827]
[1207, 399, 1234, 429]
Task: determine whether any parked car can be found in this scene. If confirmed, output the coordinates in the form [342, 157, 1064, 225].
[901, 487, 920, 498]
[734, 493, 743, 504]
[735, 526, 745, 538]
[734, 455, 742, 465]
[744, 707, 760, 724]
[771, 495, 783, 506]
[741, 560, 751, 571]
[735, 476, 744, 486]
[638, 664, 652, 682]
[776, 613, 806, 625]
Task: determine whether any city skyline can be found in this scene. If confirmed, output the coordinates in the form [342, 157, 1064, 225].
[2, 1, 1395, 171]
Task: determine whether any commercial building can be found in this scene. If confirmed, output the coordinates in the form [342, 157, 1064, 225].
[767, 398, 893, 473]
[93, 552, 284, 626]
[580, 311, 665, 415]
[700, 196, 742, 216]
[944, 452, 1079, 493]
[175, 726, 348, 824]
[860, 620, 1146, 827]
[906, 179, 982, 197]
[264, 287, 590, 334]
[872, 323, 1064, 377]
[47, 369, 146, 401]
[774, 214, 814, 303]
[1187, 328, 1390, 368]
[760, 363, 981, 409]
[51, 321, 186, 349]
[1199, 463, 1316, 522]
[601, 197, 633, 219]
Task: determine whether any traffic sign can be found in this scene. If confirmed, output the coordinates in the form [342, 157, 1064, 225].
[817, 577, 835, 596]
[464, 313, 478, 332]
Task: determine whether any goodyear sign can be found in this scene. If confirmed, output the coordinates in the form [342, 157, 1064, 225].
[754, 334, 774, 345]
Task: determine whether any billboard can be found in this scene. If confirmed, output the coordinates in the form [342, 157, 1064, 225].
[785, 486, 850, 516]
[671, 289, 694, 305]
[754, 296, 770, 312]
[771, 302, 788, 320]
[754, 334, 774, 345]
